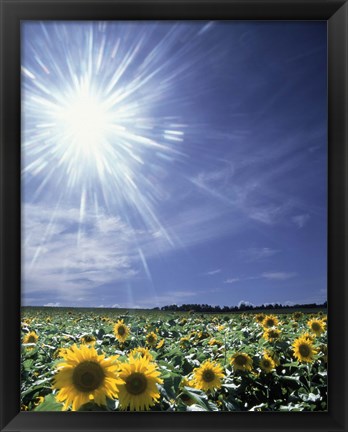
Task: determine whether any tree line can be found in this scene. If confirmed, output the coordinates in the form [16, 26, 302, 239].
[154, 301, 327, 313]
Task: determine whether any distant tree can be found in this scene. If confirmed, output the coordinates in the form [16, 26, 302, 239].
[159, 300, 327, 313]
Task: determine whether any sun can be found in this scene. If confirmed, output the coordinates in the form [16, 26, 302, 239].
[22, 22, 187, 260]
[59, 90, 109, 158]
[54, 82, 113, 170]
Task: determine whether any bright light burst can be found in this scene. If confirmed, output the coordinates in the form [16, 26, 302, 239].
[55, 83, 111, 163]
[21, 22, 196, 234]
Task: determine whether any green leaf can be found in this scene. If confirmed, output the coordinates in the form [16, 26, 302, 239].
[97, 328, 105, 340]
[181, 387, 218, 411]
[34, 394, 63, 411]
[78, 402, 108, 411]
[282, 362, 300, 367]
[23, 359, 34, 370]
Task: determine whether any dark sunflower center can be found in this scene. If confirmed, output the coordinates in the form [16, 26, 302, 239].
[299, 344, 311, 357]
[27, 336, 36, 343]
[72, 361, 104, 393]
[263, 360, 271, 368]
[125, 372, 147, 395]
[202, 369, 215, 383]
[117, 326, 126, 336]
[311, 323, 320, 331]
[84, 336, 94, 342]
[147, 335, 155, 344]
[235, 355, 247, 366]
[266, 319, 274, 327]
[269, 331, 278, 338]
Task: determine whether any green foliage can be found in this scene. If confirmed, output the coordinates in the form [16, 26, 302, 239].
[21, 307, 327, 412]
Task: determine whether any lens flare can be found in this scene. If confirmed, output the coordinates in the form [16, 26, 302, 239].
[21, 22, 194, 233]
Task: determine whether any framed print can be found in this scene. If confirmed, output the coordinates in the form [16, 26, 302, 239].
[0, 0, 347, 431]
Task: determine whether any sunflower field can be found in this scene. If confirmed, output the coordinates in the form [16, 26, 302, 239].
[21, 308, 327, 412]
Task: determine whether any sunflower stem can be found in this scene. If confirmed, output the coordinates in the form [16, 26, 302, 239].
[224, 329, 228, 367]
[307, 363, 312, 388]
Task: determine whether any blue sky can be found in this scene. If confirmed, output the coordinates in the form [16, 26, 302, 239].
[21, 21, 327, 308]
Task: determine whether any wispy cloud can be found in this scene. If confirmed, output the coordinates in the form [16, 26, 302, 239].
[205, 269, 221, 276]
[22, 203, 143, 303]
[224, 278, 240, 284]
[241, 247, 279, 262]
[248, 203, 292, 225]
[189, 155, 300, 228]
[224, 272, 297, 284]
[292, 214, 310, 228]
[261, 272, 296, 280]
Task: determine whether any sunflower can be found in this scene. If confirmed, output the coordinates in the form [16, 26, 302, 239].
[208, 338, 223, 347]
[291, 322, 299, 329]
[319, 344, 328, 363]
[198, 331, 210, 340]
[293, 311, 303, 320]
[156, 339, 164, 349]
[265, 350, 280, 366]
[192, 360, 224, 392]
[52, 344, 123, 411]
[33, 396, 45, 406]
[23, 331, 38, 349]
[80, 334, 96, 346]
[145, 332, 158, 347]
[230, 352, 253, 372]
[53, 348, 68, 359]
[255, 313, 265, 324]
[130, 347, 153, 361]
[118, 355, 163, 411]
[262, 315, 279, 328]
[263, 328, 281, 342]
[301, 332, 315, 342]
[292, 336, 317, 363]
[259, 355, 276, 373]
[307, 319, 326, 336]
[179, 377, 193, 389]
[114, 320, 130, 343]
[180, 337, 190, 349]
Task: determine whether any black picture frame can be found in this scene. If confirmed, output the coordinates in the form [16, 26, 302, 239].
[0, 1, 347, 431]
